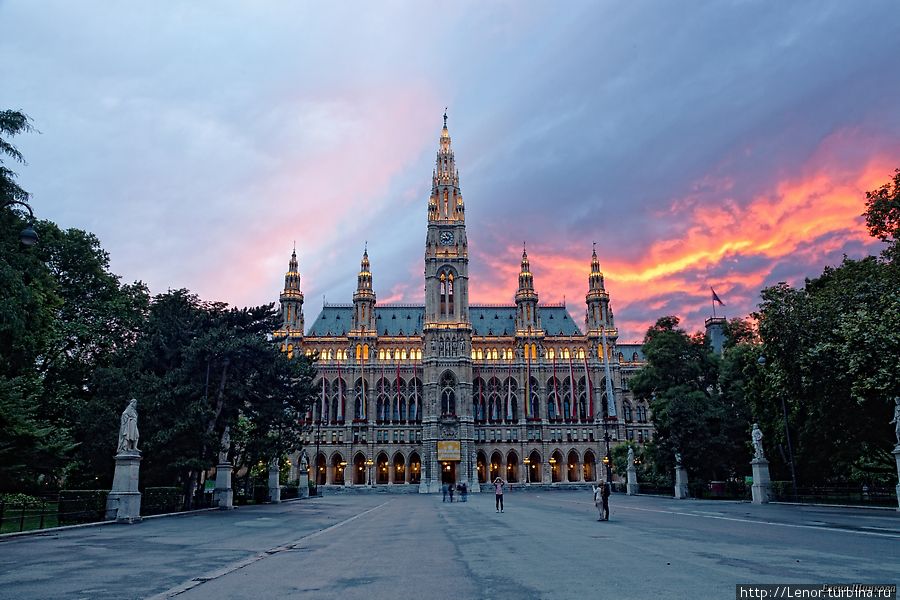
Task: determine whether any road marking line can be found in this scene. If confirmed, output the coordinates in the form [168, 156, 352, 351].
[616, 505, 900, 539]
[147, 501, 391, 599]
[551, 498, 900, 539]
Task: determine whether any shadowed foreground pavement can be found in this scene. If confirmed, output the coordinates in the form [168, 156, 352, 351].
[1, 491, 898, 599]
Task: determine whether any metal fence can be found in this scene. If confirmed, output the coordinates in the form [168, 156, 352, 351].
[0, 491, 108, 534]
[635, 483, 673, 497]
[770, 483, 897, 507]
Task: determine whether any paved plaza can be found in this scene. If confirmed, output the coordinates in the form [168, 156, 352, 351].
[0, 491, 898, 600]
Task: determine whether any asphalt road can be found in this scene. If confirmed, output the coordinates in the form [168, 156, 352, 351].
[1, 491, 898, 600]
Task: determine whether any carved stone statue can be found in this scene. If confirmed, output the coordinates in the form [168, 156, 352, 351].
[890, 397, 900, 447]
[674, 452, 682, 467]
[627, 446, 635, 466]
[299, 448, 310, 472]
[751, 423, 765, 460]
[117, 398, 139, 454]
[218, 426, 231, 463]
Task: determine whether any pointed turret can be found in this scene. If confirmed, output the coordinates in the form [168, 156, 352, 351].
[429, 110, 465, 222]
[279, 245, 304, 334]
[585, 244, 611, 333]
[515, 244, 541, 333]
[352, 245, 376, 334]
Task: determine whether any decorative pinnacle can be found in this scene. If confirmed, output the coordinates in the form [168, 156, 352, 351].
[443, 107, 448, 128]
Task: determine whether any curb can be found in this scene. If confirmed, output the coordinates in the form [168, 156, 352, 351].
[0, 506, 220, 541]
[769, 501, 899, 512]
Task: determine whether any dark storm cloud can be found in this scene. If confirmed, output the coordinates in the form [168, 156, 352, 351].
[1, 1, 898, 339]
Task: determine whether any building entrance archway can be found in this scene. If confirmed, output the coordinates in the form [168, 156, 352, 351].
[440, 461, 457, 484]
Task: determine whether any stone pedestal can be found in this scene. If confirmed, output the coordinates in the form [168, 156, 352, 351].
[751, 458, 771, 504]
[106, 451, 142, 523]
[626, 465, 638, 495]
[893, 446, 900, 511]
[214, 463, 234, 509]
[674, 466, 689, 499]
[268, 464, 281, 504]
[299, 471, 309, 499]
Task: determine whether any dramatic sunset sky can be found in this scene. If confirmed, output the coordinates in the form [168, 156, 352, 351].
[3, 2, 899, 341]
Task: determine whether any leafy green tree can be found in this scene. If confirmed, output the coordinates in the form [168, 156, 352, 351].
[631, 316, 752, 482]
[864, 167, 900, 258]
[1, 109, 33, 203]
[755, 256, 899, 483]
[124, 291, 316, 507]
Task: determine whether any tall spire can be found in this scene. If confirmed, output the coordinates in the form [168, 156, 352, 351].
[518, 244, 534, 292]
[515, 243, 540, 333]
[429, 109, 463, 222]
[353, 246, 376, 333]
[586, 244, 612, 333]
[279, 246, 304, 335]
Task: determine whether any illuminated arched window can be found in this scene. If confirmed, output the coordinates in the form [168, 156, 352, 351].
[576, 348, 585, 359]
[447, 273, 454, 315]
[547, 348, 555, 360]
[356, 345, 362, 360]
[362, 344, 369, 361]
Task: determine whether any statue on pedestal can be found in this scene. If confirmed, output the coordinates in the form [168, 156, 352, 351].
[299, 448, 310, 473]
[674, 452, 682, 468]
[627, 447, 635, 467]
[116, 398, 139, 454]
[890, 397, 900, 448]
[751, 423, 765, 460]
[218, 426, 231, 463]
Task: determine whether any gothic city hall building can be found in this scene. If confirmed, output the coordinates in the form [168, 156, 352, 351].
[273, 116, 652, 493]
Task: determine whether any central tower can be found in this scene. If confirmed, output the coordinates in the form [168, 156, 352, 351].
[421, 112, 477, 493]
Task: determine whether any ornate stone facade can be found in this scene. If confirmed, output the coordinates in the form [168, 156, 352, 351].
[274, 115, 652, 492]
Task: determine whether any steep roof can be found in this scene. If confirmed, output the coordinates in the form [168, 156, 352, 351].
[306, 304, 582, 337]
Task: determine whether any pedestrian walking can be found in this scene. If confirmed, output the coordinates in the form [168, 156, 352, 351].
[442, 482, 448, 502]
[493, 477, 507, 512]
[448, 482, 455, 502]
[601, 478, 611, 521]
[461, 482, 468, 502]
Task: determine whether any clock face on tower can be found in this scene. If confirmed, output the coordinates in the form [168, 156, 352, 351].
[439, 231, 454, 246]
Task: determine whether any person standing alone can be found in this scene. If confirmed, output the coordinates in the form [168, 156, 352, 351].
[493, 477, 506, 512]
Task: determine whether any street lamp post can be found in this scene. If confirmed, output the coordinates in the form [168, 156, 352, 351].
[2, 199, 39, 246]
[366, 458, 374, 486]
[523, 457, 530, 484]
[313, 416, 322, 495]
[757, 355, 799, 501]
[595, 387, 613, 483]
